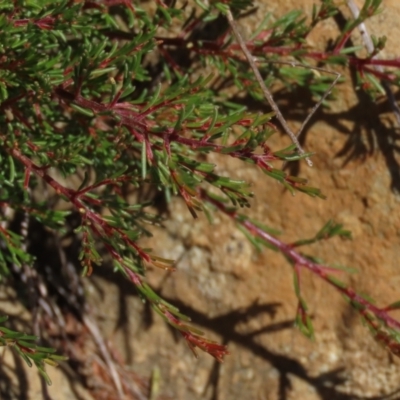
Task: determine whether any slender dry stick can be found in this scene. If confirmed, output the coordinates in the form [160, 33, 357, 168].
[287, 64, 340, 138]
[83, 315, 124, 400]
[346, 0, 400, 126]
[255, 59, 342, 169]
[253, 59, 341, 137]
[226, 9, 313, 167]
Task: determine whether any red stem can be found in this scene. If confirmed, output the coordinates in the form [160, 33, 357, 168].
[202, 190, 400, 332]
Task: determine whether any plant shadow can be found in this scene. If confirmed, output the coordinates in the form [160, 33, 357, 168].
[228, 79, 400, 193]
[94, 266, 400, 400]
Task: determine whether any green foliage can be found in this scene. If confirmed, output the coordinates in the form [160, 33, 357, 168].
[1, 0, 400, 390]
[292, 220, 352, 247]
[0, 316, 67, 385]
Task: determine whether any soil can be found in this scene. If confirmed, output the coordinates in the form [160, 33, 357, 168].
[3, 1, 400, 399]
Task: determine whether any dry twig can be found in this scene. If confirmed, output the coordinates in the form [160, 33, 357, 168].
[226, 8, 313, 166]
[83, 315, 125, 400]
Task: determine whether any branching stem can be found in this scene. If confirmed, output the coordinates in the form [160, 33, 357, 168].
[226, 9, 313, 166]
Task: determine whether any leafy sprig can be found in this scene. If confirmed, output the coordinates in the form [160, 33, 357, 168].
[0, 316, 67, 385]
[201, 190, 400, 355]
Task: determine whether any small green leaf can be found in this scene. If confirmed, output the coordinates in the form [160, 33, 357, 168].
[70, 103, 95, 117]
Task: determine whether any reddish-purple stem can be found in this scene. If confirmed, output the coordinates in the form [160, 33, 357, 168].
[202, 190, 400, 333]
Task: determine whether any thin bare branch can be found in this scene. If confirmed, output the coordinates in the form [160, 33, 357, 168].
[255, 59, 342, 162]
[83, 315, 125, 400]
[285, 63, 341, 139]
[226, 8, 313, 167]
[258, 60, 341, 170]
